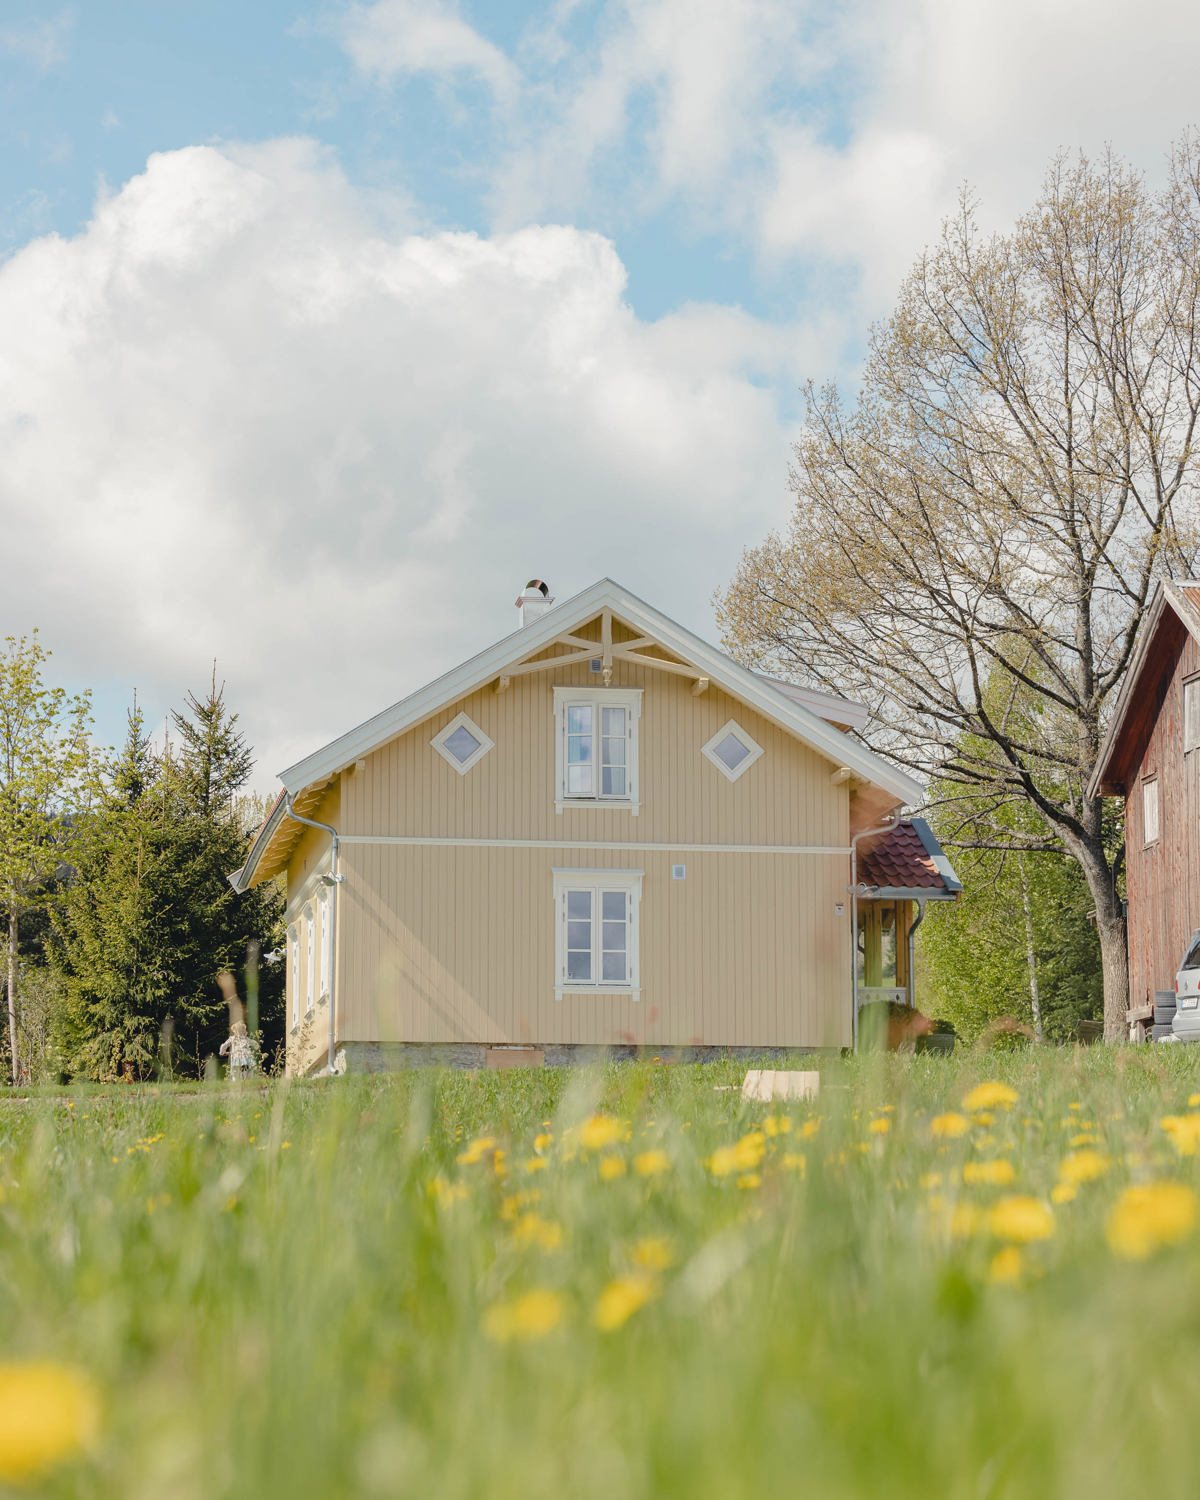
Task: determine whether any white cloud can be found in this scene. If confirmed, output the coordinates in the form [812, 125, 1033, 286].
[340, 0, 518, 102]
[0, 6, 75, 70]
[342, 0, 1200, 320]
[0, 140, 821, 783]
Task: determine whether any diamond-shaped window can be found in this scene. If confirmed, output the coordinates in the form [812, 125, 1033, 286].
[431, 713, 493, 774]
[443, 725, 482, 764]
[701, 720, 763, 782]
[713, 733, 751, 772]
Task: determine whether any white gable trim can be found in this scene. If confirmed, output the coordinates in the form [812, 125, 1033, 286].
[276, 579, 924, 807]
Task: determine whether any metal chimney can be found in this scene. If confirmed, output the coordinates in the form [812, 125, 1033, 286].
[516, 579, 553, 628]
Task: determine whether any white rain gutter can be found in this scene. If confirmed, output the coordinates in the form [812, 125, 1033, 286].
[849, 813, 900, 1051]
[282, 795, 343, 1078]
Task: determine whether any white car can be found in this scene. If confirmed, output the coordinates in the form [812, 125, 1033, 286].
[1173, 932, 1200, 1040]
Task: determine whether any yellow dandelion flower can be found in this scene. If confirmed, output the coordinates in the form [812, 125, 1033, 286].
[631, 1237, 675, 1271]
[737, 1173, 762, 1189]
[972, 1112, 995, 1127]
[1107, 1182, 1198, 1260]
[930, 1113, 970, 1139]
[580, 1115, 624, 1152]
[868, 1118, 891, 1136]
[430, 1176, 468, 1206]
[533, 1133, 553, 1153]
[511, 1214, 564, 1253]
[763, 1115, 782, 1137]
[593, 1276, 657, 1332]
[1058, 1149, 1110, 1185]
[483, 1288, 565, 1342]
[781, 1152, 806, 1174]
[988, 1195, 1055, 1243]
[962, 1159, 1016, 1187]
[962, 1082, 1018, 1113]
[457, 1136, 498, 1166]
[521, 1157, 548, 1174]
[1068, 1102, 1082, 1111]
[1068, 1134, 1099, 1148]
[1050, 1183, 1078, 1205]
[800, 1118, 821, 1139]
[920, 1171, 943, 1190]
[599, 1156, 626, 1182]
[1189, 1094, 1200, 1109]
[709, 1131, 766, 1177]
[0, 1362, 100, 1483]
[492, 1151, 507, 1179]
[633, 1150, 670, 1177]
[988, 1246, 1024, 1284]
[1160, 1115, 1200, 1157]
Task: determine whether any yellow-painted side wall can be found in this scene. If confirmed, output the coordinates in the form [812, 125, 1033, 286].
[284, 644, 870, 1070]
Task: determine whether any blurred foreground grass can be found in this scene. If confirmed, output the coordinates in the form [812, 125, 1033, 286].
[5, 1049, 1200, 1497]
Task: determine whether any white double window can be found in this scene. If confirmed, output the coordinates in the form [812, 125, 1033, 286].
[1186, 677, 1200, 754]
[553, 688, 642, 812]
[553, 869, 642, 1001]
[305, 905, 316, 1014]
[319, 889, 332, 1001]
[289, 924, 301, 1030]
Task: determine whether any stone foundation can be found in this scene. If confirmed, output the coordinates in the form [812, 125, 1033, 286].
[329, 1041, 823, 1073]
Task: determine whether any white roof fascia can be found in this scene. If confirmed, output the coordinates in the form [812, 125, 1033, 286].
[752, 673, 870, 731]
[278, 578, 925, 807]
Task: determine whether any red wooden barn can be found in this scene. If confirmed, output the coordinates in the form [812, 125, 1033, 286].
[1091, 581, 1200, 1029]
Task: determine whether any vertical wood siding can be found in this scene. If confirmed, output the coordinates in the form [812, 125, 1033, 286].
[1126, 629, 1200, 1008]
[286, 625, 866, 1062]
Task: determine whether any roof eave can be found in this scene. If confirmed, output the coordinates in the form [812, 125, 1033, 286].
[277, 577, 925, 808]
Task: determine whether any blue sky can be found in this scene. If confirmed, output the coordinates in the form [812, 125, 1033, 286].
[1, 0, 1198, 779]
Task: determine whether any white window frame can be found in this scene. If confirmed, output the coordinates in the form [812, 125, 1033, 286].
[553, 687, 643, 814]
[319, 888, 332, 1001]
[431, 711, 494, 775]
[701, 719, 764, 783]
[1143, 776, 1160, 847]
[1186, 677, 1200, 754]
[305, 904, 316, 1014]
[289, 924, 300, 1031]
[553, 869, 643, 1002]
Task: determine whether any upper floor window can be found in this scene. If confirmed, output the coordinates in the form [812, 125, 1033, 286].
[701, 719, 763, 783]
[553, 688, 642, 812]
[1186, 677, 1200, 753]
[1143, 776, 1160, 846]
[431, 711, 494, 775]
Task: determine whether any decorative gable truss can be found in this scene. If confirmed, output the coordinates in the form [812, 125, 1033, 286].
[493, 608, 713, 698]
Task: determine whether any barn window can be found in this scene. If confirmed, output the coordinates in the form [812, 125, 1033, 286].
[553, 869, 642, 1000]
[1143, 777, 1160, 846]
[431, 712, 494, 775]
[553, 688, 642, 812]
[701, 720, 764, 783]
[1186, 678, 1200, 753]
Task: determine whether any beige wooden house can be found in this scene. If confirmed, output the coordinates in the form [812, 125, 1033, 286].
[231, 579, 955, 1074]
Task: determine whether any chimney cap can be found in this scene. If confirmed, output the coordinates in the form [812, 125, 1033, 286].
[524, 579, 549, 597]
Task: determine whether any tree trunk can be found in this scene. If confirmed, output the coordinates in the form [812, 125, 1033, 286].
[1018, 859, 1043, 1043]
[1064, 834, 1128, 1042]
[6, 906, 18, 1086]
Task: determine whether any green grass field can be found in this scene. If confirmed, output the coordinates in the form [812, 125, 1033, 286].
[5, 1050, 1200, 1498]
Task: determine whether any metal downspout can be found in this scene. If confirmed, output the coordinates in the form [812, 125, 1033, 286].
[905, 898, 927, 1010]
[282, 795, 341, 1077]
[849, 813, 900, 1052]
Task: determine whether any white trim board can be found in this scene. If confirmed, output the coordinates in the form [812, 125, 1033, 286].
[338, 835, 850, 855]
[276, 578, 924, 806]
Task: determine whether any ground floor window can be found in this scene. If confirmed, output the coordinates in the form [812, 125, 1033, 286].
[553, 869, 642, 1001]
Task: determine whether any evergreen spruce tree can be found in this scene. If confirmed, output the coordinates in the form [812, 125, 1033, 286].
[53, 682, 283, 1080]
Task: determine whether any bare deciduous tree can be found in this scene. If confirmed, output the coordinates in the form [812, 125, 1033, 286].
[719, 142, 1200, 1040]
